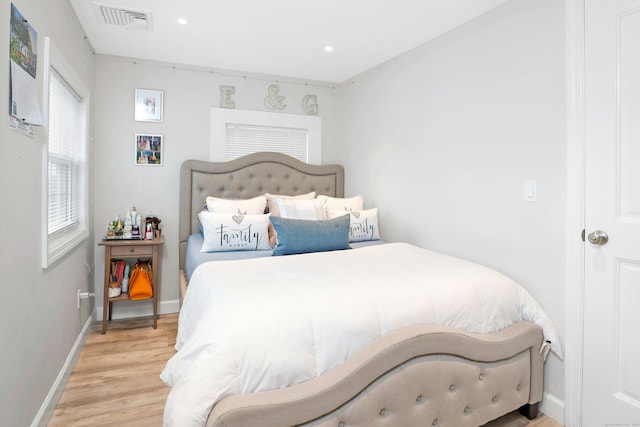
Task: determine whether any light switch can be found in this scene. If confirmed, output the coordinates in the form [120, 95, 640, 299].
[524, 180, 537, 202]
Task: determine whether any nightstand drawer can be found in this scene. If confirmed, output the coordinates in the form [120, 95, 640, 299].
[111, 245, 153, 257]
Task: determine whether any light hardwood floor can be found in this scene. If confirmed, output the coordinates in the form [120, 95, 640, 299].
[49, 313, 563, 427]
[48, 314, 178, 426]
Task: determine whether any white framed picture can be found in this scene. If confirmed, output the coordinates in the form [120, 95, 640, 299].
[134, 89, 163, 122]
[135, 133, 163, 166]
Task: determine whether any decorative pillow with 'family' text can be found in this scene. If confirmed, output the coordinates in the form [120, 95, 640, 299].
[326, 208, 380, 242]
[199, 211, 271, 252]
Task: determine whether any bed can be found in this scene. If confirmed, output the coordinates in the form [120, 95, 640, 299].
[178, 153, 346, 306]
[167, 152, 562, 427]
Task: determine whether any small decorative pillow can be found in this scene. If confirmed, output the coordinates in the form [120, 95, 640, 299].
[205, 195, 267, 215]
[265, 192, 316, 217]
[270, 215, 351, 256]
[317, 194, 364, 212]
[326, 208, 381, 242]
[274, 198, 326, 220]
[199, 211, 271, 252]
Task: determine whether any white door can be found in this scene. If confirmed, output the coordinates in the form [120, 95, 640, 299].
[583, 0, 640, 424]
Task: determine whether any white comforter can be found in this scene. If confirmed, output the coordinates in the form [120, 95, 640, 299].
[161, 243, 562, 427]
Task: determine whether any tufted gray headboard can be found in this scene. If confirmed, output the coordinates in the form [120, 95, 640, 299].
[179, 152, 345, 269]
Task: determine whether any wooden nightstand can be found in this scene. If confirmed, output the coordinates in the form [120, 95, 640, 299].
[98, 237, 164, 334]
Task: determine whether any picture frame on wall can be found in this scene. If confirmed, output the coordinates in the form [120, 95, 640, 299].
[134, 89, 163, 122]
[135, 133, 163, 166]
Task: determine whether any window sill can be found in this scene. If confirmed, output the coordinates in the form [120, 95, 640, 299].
[44, 227, 88, 269]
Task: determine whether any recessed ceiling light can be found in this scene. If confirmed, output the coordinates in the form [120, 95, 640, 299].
[324, 45, 334, 52]
[177, 18, 188, 25]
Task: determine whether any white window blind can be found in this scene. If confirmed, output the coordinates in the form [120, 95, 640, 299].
[225, 123, 308, 162]
[211, 108, 321, 163]
[42, 59, 88, 268]
[48, 68, 85, 234]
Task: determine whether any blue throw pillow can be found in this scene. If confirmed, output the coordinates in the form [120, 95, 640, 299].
[270, 215, 351, 256]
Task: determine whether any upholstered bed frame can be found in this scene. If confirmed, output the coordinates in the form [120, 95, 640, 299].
[178, 152, 544, 426]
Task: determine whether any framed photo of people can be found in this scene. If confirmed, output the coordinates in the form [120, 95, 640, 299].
[135, 133, 163, 166]
[134, 89, 163, 122]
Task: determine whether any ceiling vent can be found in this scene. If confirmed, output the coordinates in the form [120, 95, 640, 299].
[92, 2, 152, 31]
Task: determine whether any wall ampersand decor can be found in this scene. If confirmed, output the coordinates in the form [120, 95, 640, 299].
[264, 84, 287, 110]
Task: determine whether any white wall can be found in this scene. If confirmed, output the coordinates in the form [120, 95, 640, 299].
[93, 56, 338, 316]
[327, 0, 567, 416]
[0, 0, 95, 425]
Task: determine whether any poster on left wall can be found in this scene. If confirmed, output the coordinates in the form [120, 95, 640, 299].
[8, 3, 43, 135]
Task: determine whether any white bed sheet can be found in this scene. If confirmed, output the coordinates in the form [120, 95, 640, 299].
[161, 242, 562, 427]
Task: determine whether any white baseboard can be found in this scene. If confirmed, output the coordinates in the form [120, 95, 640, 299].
[31, 310, 95, 427]
[95, 298, 180, 322]
[540, 392, 565, 425]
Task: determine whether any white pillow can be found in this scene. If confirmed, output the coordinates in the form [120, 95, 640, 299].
[317, 194, 364, 212]
[326, 208, 380, 242]
[265, 191, 316, 217]
[205, 195, 267, 215]
[275, 198, 326, 220]
[199, 211, 271, 252]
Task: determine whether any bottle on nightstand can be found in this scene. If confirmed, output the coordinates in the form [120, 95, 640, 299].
[121, 264, 130, 293]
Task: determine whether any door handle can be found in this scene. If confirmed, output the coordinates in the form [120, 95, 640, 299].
[587, 230, 608, 245]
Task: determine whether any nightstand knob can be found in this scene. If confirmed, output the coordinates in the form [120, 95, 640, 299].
[129, 248, 135, 253]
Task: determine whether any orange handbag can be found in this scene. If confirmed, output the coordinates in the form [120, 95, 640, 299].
[128, 259, 153, 300]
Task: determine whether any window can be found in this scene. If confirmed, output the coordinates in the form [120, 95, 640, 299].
[42, 42, 89, 268]
[210, 108, 321, 164]
[225, 124, 308, 162]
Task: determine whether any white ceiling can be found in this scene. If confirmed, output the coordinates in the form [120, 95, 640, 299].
[70, 0, 509, 84]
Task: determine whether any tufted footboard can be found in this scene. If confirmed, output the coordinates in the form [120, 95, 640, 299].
[206, 321, 544, 427]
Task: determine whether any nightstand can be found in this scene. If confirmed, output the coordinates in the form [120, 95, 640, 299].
[98, 237, 164, 333]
